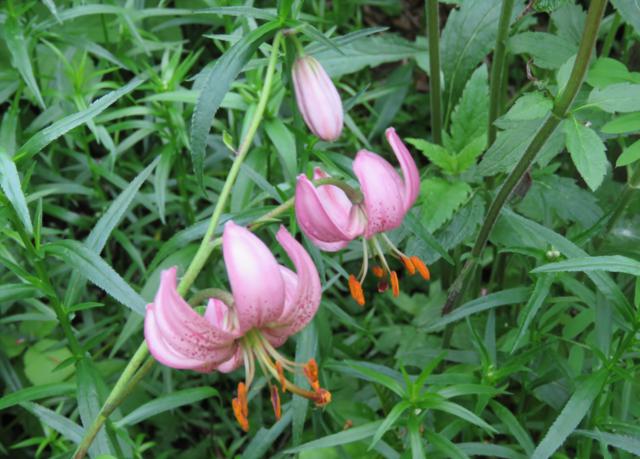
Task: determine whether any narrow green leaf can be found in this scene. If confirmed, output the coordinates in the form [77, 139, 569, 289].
[292, 322, 317, 445]
[533, 255, 640, 276]
[0, 151, 33, 234]
[45, 240, 146, 315]
[3, 16, 45, 108]
[369, 401, 411, 449]
[422, 398, 496, 433]
[64, 157, 159, 307]
[574, 429, 640, 455]
[15, 74, 146, 162]
[425, 288, 530, 332]
[190, 21, 280, 185]
[284, 421, 382, 453]
[563, 118, 607, 191]
[532, 370, 608, 459]
[408, 415, 424, 459]
[115, 387, 219, 427]
[511, 274, 555, 352]
[489, 401, 535, 456]
[22, 402, 83, 443]
[264, 119, 297, 183]
[425, 430, 470, 459]
[403, 212, 454, 265]
[243, 409, 293, 459]
[0, 283, 39, 304]
[0, 383, 75, 411]
[77, 359, 112, 456]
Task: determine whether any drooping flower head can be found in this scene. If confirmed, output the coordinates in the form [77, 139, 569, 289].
[295, 127, 430, 305]
[292, 55, 343, 142]
[144, 222, 329, 432]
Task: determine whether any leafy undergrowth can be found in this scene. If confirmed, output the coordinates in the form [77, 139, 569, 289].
[1, 0, 639, 458]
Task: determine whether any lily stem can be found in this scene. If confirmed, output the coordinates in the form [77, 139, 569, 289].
[426, 0, 442, 145]
[488, 0, 515, 146]
[72, 31, 284, 459]
[442, 0, 608, 315]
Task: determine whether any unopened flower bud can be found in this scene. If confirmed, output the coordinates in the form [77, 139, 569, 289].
[292, 55, 343, 142]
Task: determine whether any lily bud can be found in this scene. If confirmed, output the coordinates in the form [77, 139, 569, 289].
[292, 55, 343, 142]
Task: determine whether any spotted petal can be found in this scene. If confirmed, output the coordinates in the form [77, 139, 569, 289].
[223, 221, 286, 332]
[353, 150, 406, 237]
[145, 268, 237, 372]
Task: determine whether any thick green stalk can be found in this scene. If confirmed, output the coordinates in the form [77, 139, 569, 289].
[488, 0, 516, 145]
[72, 32, 284, 459]
[443, 0, 608, 314]
[426, 0, 442, 145]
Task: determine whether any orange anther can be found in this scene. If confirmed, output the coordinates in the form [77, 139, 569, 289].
[390, 271, 399, 297]
[275, 361, 287, 392]
[271, 386, 282, 420]
[372, 266, 384, 278]
[410, 256, 431, 280]
[232, 397, 249, 432]
[312, 388, 332, 406]
[348, 274, 365, 306]
[401, 256, 416, 275]
[303, 358, 320, 392]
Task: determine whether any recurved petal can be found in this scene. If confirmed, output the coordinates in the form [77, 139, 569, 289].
[204, 298, 233, 332]
[353, 150, 406, 237]
[386, 127, 420, 212]
[266, 226, 322, 340]
[223, 221, 285, 331]
[144, 268, 237, 371]
[295, 174, 362, 251]
[217, 347, 244, 373]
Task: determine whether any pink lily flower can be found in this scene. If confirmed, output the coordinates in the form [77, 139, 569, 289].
[144, 221, 330, 432]
[295, 127, 430, 305]
[292, 55, 343, 142]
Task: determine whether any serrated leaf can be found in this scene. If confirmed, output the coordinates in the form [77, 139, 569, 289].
[563, 118, 607, 191]
[115, 387, 219, 427]
[550, 2, 586, 46]
[190, 21, 280, 186]
[65, 157, 159, 307]
[369, 401, 411, 450]
[441, 2, 501, 110]
[425, 430, 470, 459]
[610, 0, 640, 36]
[532, 370, 608, 459]
[588, 83, 640, 113]
[284, 421, 382, 453]
[503, 92, 553, 121]
[312, 34, 423, 78]
[406, 138, 456, 173]
[0, 383, 75, 411]
[15, 75, 145, 162]
[511, 274, 554, 352]
[574, 430, 640, 455]
[449, 64, 489, 152]
[456, 135, 486, 172]
[587, 58, 640, 89]
[509, 32, 577, 69]
[3, 16, 45, 108]
[403, 211, 454, 264]
[0, 151, 33, 234]
[616, 139, 640, 167]
[420, 178, 471, 232]
[46, 240, 146, 315]
[601, 112, 640, 134]
[77, 359, 112, 456]
[477, 119, 541, 176]
[532, 255, 640, 276]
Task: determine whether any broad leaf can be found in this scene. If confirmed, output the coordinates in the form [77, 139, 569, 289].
[563, 118, 607, 191]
